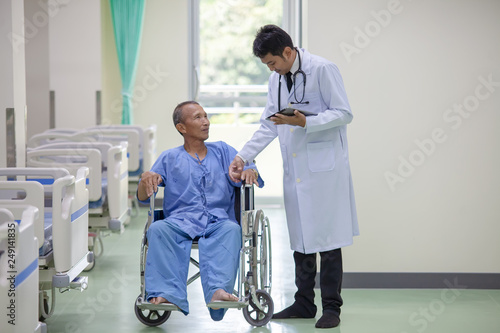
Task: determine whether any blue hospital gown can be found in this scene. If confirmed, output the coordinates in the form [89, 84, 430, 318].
[148, 141, 262, 233]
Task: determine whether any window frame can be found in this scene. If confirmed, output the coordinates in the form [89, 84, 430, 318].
[188, 0, 303, 123]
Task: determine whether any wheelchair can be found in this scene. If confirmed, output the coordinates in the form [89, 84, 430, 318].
[134, 184, 273, 327]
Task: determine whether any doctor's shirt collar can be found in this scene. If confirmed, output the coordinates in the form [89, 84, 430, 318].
[288, 48, 301, 80]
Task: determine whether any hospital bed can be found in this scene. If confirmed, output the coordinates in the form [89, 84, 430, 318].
[0, 205, 46, 333]
[28, 124, 157, 216]
[26, 142, 130, 265]
[0, 167, 93, 320]
[86, 125, 157, 217]
[87, 125, 157, 176]
[29, 125, 156, 178]
[134, 184, 273, 327]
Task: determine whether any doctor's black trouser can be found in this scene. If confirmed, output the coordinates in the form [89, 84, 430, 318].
[294, 248, 343, 316]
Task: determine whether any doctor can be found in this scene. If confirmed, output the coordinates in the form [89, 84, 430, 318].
[229, 25, 359, 329]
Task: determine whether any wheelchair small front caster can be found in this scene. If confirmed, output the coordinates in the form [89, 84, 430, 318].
[84, 256, 96, 272]
[242, 289, 274, 327]
[134, 295, 171, 327]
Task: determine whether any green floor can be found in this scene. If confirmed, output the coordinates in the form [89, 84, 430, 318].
[44, 207, 500, 333]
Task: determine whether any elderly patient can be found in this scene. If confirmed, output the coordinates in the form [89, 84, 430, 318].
[137, 101, 263, 321]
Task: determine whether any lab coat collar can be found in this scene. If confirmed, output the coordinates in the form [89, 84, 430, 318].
[296, 48, 311, 75]
[288, 48, 311, 78]
[289, 49, 300, 76]
[288, 48, 310, 95]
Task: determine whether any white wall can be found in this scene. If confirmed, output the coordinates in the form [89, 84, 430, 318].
[0, 0, 27, 167]
[306, 0, 500, 273]
[49, 0, 101, 129]
[25, 0, 50, 139]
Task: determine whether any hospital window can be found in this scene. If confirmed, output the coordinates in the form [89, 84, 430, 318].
[189, 0, 302, 125]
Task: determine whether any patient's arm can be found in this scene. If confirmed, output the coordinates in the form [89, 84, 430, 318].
[137, 171, 163, 201]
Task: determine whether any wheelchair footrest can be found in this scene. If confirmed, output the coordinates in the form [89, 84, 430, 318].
[136, 296, 180, 312]
[207, 300, 247, 309]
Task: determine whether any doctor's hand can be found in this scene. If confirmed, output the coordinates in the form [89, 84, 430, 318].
[270, 110, 306, 127]
[229, 156, 245, 182]
[137, 171, 163, 201]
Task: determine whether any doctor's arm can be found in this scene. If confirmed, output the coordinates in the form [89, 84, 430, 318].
[305, 63, 353, 133]
[229, 108, 278, 182]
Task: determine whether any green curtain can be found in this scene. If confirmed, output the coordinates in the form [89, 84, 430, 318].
[109, 0, 145, 125]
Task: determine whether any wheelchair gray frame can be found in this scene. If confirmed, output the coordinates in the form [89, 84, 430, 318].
[134, 183, 273, 327]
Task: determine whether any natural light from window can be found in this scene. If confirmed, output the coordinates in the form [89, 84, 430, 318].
[198, 0, 283, 125]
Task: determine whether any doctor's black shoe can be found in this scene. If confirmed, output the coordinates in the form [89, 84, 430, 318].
[272, 302, 316, 319]
[315, 311, 340, 328]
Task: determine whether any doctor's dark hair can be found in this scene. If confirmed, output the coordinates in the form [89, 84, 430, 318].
[253, 24, 294, 59]
[172, 100, 200, 136]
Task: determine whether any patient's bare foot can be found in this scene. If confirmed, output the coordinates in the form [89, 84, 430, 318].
[210, 289, 238, 310]
[149, 296, 171, 305]
[210, 289, 238, 307]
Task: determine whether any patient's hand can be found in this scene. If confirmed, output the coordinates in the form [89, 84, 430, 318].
[137, 171, 163, 200]
[241, 169, 260, 187]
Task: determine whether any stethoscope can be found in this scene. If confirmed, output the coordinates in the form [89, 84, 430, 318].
[278, 47, 309, 109]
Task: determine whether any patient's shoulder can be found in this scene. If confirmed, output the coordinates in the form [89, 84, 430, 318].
[207, 142, 237, 166]
[206, 141, 234, 151]
[156, 146, 184, 161]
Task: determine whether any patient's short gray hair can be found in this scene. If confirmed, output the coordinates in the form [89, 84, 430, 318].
[172, 101, 199, 135]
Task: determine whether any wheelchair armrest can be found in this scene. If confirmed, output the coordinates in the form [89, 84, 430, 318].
[235, 183, 254, 224]
[153, 209, 164, 221]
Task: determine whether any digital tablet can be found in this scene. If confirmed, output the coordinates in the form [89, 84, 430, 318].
[266, 108, 315, 120]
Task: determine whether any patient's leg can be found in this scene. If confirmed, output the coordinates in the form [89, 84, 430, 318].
[145, 220, 192, 314]
[199, 220, 242, 320]
[199, 220, 241, 305]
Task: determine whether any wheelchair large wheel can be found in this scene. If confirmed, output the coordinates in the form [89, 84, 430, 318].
[134, 295, 171, 327]
[242, 289, 274, 327]
[254, 210, 272, 294]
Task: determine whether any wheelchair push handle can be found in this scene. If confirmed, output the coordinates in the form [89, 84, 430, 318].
[240, 182, 254, 212]
[149, 191, 156, 212]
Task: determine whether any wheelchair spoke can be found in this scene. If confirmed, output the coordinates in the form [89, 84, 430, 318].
[248, 307, 264, 320]
[148, 310, 160, 320]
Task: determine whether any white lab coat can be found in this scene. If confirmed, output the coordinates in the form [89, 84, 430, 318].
[239, 48, 359, 254]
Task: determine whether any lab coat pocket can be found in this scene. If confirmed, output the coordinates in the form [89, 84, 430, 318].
[280, 144, 289, 175]
[307, 141, 335, 172]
